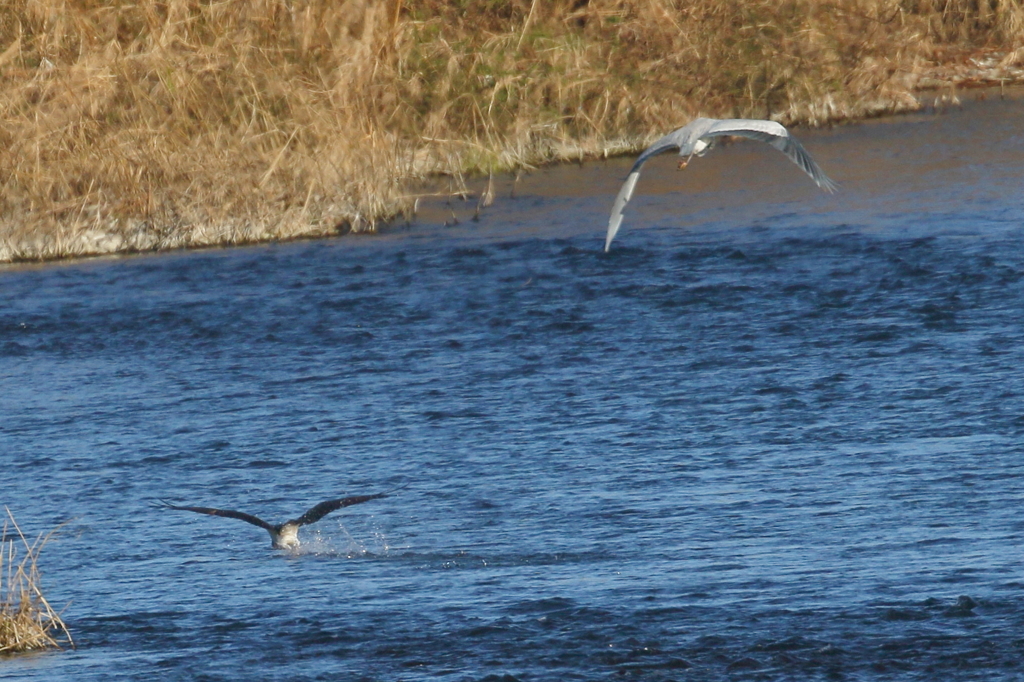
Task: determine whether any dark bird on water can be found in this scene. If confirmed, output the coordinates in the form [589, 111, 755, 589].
[158, 491, 394, 549]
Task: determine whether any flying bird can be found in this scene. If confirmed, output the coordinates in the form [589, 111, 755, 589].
[605, 117, 838, 252]
[159, 491, 393, 549]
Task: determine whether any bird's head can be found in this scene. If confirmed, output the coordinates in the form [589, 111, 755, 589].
[270, 523, 301, 549]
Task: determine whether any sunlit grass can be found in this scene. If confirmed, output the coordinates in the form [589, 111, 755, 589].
[0, 509, 72, 655]
[1, 0, 1022, 261]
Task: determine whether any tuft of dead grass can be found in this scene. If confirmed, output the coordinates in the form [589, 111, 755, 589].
[1, 509, 72, 655]
[1, 0, 1023, 262]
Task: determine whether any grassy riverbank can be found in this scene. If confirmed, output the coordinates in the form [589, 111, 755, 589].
[1, 0, 1023, 262]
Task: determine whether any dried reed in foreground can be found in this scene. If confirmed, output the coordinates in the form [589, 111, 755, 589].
[1, 0, 1023, 262]
[0, 509, 72, 655]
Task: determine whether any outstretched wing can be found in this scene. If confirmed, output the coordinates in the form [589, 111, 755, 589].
[628, 126, 694, 173]
[701, 119, 838, 192]
[288, 492, 388, 527]
[158, 500, 273, 531]
[605, 170, 644, 253]
[605, 121, 706, 253]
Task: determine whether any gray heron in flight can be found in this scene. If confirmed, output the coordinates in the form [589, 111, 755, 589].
[159, 490, 395, 549]
[605, 118, 838, 252]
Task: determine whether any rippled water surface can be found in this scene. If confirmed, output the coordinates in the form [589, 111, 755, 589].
[3, 92, 1024, 681]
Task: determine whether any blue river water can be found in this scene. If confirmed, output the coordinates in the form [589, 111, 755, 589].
[3, 91, 1024, 681]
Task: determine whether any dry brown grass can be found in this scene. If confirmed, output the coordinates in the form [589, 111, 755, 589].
[1, 0, 1022, 262]
[1, 509, 72, 655]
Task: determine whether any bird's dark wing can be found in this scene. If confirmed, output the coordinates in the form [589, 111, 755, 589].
[702, 119, 838, 192]
[289, 492, 388, 527]
[159, 500, 273, 531]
